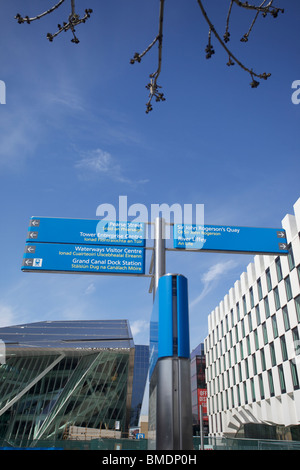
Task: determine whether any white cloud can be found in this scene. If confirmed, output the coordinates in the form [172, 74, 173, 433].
[130, 320, 149, 342]
[190, 260, 237, 308]
[75, 148, 127, 181]
[0, 303, 17, 328]
[0, 111, 41, 171]
[75, 148, 149, 185]
[201, 260, 237, 283]
[84, 283, 96, 295]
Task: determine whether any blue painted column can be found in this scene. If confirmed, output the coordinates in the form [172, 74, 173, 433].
[148, 274, 193, 450]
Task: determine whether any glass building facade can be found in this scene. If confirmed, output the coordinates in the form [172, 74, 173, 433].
[130, 345, 149, 427]
[0, 320, 148, 446]
[190, 343, 208, 436]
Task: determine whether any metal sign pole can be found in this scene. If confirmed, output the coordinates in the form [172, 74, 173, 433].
[199, 404, 204, 450]
[153, 217, 166, 299]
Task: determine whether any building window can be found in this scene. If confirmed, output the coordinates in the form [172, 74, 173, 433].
[230, 330, 233, 348]
[225, 315, 229, 333]
[290, 360, 300, 390]
[235, 325, 239, 343]
[274, 287, 281, 311]
[297, 265, 300, 285]
[259, 373, 265, 400]
[288, 245, 295, 271]
[280, 335, 288, 362]
[269, 341, 276, 367]
[292, 326, 300, 343]
[284, 276, 293, 302]
[272, 315, 278, 339]
[254, 329, 259, 350]
[260, 349, 266, 371]
[275, 257, 283, 282]
[231, 309, 234, 327]
[282, 306, 290, 331]
[250, 287, 254, 309]
[234, 345, 237, 364]
[227, 370, 230, 388]
[238, 363, 242, 382]
[295, 295, 300, 323]
[292, 327, 300, 359]
[232, 366, 236, 385]
[267, 369, 275, 397]
[257, 278, 263, 301]
[237, 384, 241, 406]
[245, 335, 250, 355]
[248, 311, 253, 332]
[240, 341, 244, 360]
[243, 382, 248, 404]
[252, 353, 257, 375]
[255, 305, 261, 326]
[262, 322, 268, 345]
[243, 295, 247, 316]
[266, 268, 272, 292]
[236, 302, 240, 322]
[264, 296, 270, 319]
[231, 388, 235, 408]
[278, 365, 286, 393]
[241, 318, 245, 338]
[250, 378, 256, 402]
[245, 358, 249, 379]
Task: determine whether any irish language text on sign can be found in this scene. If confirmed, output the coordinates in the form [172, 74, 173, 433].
[22, 243, 145, 275]
[27, 217, 145, 247]
[174, 224, 288, 255]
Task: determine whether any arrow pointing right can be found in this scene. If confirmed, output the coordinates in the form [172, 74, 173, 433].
[277, 231, 286, 238]
[279, 243, 288, 250]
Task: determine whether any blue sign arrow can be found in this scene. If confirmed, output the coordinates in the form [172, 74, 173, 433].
[174, 224, 288, 255]
[22, 243, 145, 275]
[26, 217, 146, 247]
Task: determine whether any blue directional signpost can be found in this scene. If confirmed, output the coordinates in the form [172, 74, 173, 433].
[27, 217, 145, 247]
[174, 223, 288, 254]
[21, 214, 289, 450]
[22, 243, 145, 275]
[22, 217, 146, 276]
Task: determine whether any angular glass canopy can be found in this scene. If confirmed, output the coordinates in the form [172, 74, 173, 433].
[0, 320, 146, 446]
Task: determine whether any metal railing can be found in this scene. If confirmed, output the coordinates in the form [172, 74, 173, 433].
[1, 435, 300, 450]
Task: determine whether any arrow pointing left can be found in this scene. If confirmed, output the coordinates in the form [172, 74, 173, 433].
[25, 246, 36, 253]
[23, 259, 33, 266]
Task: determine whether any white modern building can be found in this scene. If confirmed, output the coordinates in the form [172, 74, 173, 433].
[204, 198, 300, 438]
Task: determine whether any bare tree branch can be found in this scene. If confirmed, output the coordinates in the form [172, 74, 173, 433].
[14, 0, 284, 112]
[130, 0, 166, 113]
[15, 0, 93, 44]
[130, 0, 283, 112]
[197, 0, 272, 88]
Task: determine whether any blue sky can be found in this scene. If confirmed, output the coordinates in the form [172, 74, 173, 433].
[0, 0, 299, 355]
